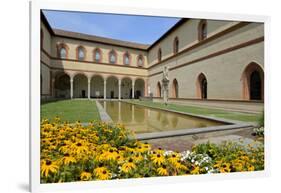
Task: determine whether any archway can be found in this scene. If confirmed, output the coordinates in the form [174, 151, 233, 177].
[135, 78, 145, 99]
[121, 77, 132, 99]
[171, 79, 179, 98]
[73, 74, 88, 98]
[242, 62, 264, 100]
[106, 76, 118, 99]
[156, 82, 161, 97]
[196, 73, 207, 99]
[91, 75, 104, 98]
[54, 72, 70, 98]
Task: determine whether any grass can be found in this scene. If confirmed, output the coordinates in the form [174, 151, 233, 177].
[41, 100, 100, 123]
[126, 100, 261, 123]
[41, 99, 261, 124]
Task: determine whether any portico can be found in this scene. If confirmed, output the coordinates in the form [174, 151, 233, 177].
[52, 71, 147, 100]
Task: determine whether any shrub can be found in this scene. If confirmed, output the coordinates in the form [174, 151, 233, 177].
[192, 141, 264, 172]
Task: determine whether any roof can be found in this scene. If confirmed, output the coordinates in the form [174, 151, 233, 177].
[53, 28, 150, 50]
[41, 11, 186, 51]
[147, 18, 188, 50]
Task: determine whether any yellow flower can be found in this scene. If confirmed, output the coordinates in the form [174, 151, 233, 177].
[94, 167, 111, 180]
[247, 164, 255, 171]
[103, 149, 119, 161]
[168, 153, 180, 165]
[80, 171, 92, 181]
[135, 143, 151, 153]
[72, 141, 89, 154]
[116, 154, 125, 164]
[121, 159, 136, 173]
[219, 163, 231, 173]
[41, 160, 59, 177]
[132, 154, 144, 163]
[59, 153, 76, 165]
[157, 165, 168, 176]
[190, 166, 200, 175]
[151, 154, 165, 166]
[173, 161, 187, 171]
[214, 160, 223, 168]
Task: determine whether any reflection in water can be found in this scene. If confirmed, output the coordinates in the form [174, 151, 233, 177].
[99, 101, 223, 134]
[171, 115, 179, 128]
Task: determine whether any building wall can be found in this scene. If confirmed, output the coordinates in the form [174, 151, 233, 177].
[41, 21, 52, 54]
[51, 36, 148, 68]
[40, 62, 51, 97]
[147, 19, 239, 66]
[148, 22, 264, 100]
[40, 17, 264, 101]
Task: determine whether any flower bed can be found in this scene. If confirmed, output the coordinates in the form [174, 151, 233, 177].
[40, 118, 264, 183]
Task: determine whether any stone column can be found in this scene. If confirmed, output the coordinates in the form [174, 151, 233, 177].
[118, 79, 121, 100]
[87, 78, 91, 99]
[70, 76, 74, 99]
[132, 79, 135, 99]
[103, 80, 107, 99]
[118, 100, 121, 122]
[144, 79, 148, 97]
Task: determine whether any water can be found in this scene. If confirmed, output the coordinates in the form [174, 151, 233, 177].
[100, 101, 224, 134]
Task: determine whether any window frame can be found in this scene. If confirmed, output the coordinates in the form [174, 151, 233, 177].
[198, 19, 207, 41]
[109, 49, 117, 64]
[93, 48, 102, 62]
[76, 46, 86, 61]
[173, 36, 179, 54]
[137, 54, 144, 67]
[123, 51, 131, 65]
[158, 48, 162, 62]
[56, 43, 69, 59]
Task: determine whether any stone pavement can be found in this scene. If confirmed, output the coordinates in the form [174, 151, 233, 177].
[142, 127, 262, 152]
[154, 99, 264, 114]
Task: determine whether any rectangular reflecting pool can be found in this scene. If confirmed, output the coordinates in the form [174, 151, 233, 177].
[99, 101, 225, 134]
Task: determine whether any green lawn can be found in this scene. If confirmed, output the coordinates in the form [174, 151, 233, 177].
[41, 100, 100, 123]
[126, 100, 262, 123]
[41, 99, 262, 124]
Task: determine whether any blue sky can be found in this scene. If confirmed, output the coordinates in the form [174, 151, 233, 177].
[43, 10, 180, 45]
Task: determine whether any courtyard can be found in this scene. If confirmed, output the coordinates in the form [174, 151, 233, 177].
[39, 10, 265, 183]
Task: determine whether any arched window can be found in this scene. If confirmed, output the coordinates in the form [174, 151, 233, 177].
[157, 82, 162, 97]
[173, 37, 179, 54]
[77, 46, 86, 61]
[60, 48, 67, 58]
[172, 79, 179, 98]
[158, 48, 162, 62]
[250, 71, 262, 100]
[123, 52, 130, 65]
[57, 43, 68, 59]
[197, 73, 207, 99]
[109, 50, 117, 64]
[198, 20, 207, 41]
[94, 48, 102, 62]
[242, 62, 264, 100]
[137, 55, 144, 67]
